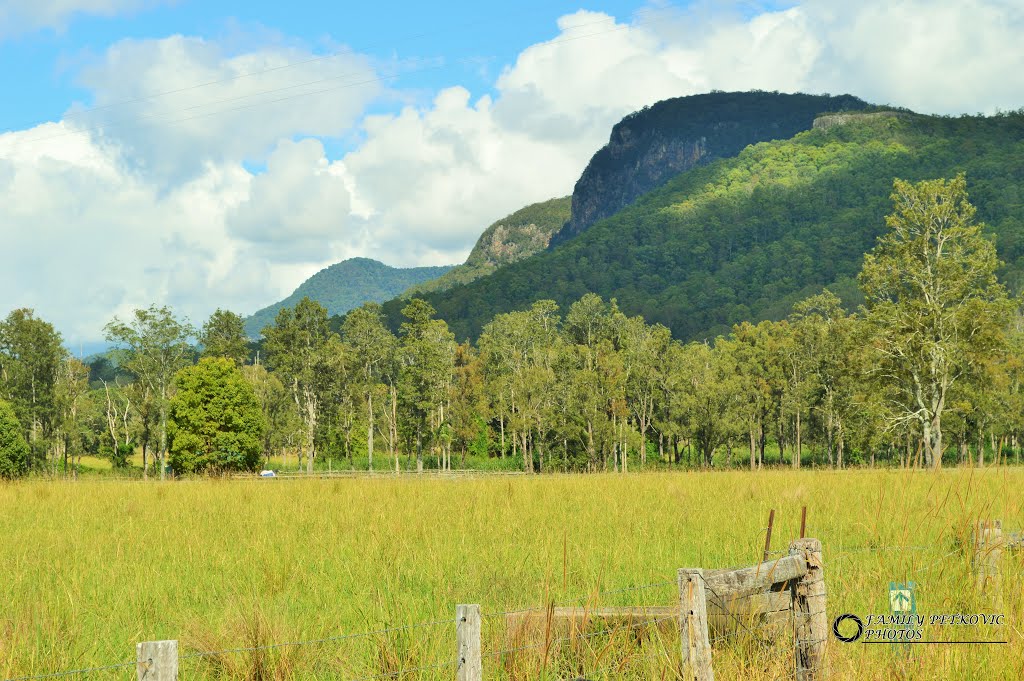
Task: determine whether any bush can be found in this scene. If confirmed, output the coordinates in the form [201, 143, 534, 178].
[0, 399, 30, 479]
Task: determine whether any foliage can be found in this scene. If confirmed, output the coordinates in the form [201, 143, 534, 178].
[104, 305, 195, 479]
[0, 398, 30, 478]
[410, 111, 1024, 342]
[860, 175, 1012, 467]
[200, 309, 250, 365]
[0, 308, 66, 468]
[167, 357, 266, 474]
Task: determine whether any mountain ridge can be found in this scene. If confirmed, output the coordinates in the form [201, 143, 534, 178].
[245, 258, 453, 337]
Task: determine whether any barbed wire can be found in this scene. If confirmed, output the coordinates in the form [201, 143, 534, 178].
[3, 660, 136, 681]
[179, 616, 457, 660]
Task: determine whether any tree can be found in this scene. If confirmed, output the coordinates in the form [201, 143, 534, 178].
[168, 357, 266, 474]
[859, 175, 1012, 468]
[341, 303, 398, 472]
[0, 309, 66, 470]
[399, 300, 455, 473]
[54, 358, 91, 478]
[262, 297, 336, 473]
[242, 364, 298, 468]
[200, 309, 249, 365]
[0, 398, 30, 478]
[104, 305, 195, 480]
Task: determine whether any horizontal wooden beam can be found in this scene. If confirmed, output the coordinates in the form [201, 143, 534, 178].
[703, 555, 807, 600]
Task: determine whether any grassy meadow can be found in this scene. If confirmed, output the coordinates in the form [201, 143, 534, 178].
[0, 469, 1021, 680]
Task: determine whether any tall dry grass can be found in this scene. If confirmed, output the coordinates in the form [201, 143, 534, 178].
[0, 468, 1020, 679]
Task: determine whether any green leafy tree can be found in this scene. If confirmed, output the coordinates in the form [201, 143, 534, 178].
[341, 302, 399, 472]
[0, 398, 30, 478]
[168, 357, 266, 474]
[104, 305, 195, 479]
[262, 297, 337, 473]
[859, 175, 1013, 468]
[399, 299, 455, 472]
[200, 309, 249, 365]
[0, 309, 66, 469]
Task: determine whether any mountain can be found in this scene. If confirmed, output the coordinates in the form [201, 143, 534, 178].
[245, 258, 453, 337]
[403, 197, 571, 296]
[550, 91, 871, 245]
[390, 108, 1024, 342]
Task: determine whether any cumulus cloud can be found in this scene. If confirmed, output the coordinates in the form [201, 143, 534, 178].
[3, 1, 1024, 343]
[0, 0, 167, 37]
[70, 35, 382, 180]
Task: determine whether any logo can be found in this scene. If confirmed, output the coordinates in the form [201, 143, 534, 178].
[832, 614, 864, 643]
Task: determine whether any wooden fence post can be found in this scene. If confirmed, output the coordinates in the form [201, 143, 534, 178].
[678, 568, 714, 681]
[974, 519, 1003, 597]
[456, 604, 482, 681]
[789, 538, 826, 681]
[136, 640, 177, 680]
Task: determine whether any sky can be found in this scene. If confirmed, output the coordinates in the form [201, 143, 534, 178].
[1, 0, 1023, 347]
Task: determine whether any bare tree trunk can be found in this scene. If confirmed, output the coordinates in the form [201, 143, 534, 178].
[794, 410, 802, 469]
[367, 390, 374, 473]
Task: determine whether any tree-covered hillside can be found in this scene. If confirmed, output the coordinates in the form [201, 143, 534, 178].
[246, 258, 452, 338]
[394, 112, 1024, 341]
[552, 90, 870, 244]
[403, 196, 571, 296]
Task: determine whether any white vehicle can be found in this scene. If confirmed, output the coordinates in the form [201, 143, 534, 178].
[259, 469, 277, 478]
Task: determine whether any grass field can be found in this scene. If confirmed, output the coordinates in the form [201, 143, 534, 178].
[0, 469, 1021, 680]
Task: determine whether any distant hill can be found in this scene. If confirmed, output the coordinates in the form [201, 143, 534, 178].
[392, 108, 1024, 341]
[551, 90, 870, 245]
[403, 197, 571, 296]
[245, 258, 453, 337]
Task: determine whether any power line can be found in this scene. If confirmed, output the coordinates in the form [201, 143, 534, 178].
[4, 4, 684, 149]
[50, 3, 680, 126]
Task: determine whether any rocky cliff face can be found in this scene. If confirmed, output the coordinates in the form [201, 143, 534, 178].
[552, 92, 870, 245]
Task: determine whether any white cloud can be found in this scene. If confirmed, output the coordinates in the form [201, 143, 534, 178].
[68, 35, 383, 181]
[2, 1, 1024, 342]
[0, 0, 167, 37]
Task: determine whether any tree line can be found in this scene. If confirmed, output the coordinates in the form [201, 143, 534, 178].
[1, 175, 1021, 478]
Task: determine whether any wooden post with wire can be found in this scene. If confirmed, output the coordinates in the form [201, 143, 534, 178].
[136, 640, 178, 680]
[800, 506, 807, 539]
[678, 568, 714, 681]
[456, 604, 482, 681]
[973, 519, 1003, 597]
[789, 538, 826, 681]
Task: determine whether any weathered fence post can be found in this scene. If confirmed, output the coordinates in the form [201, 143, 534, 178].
[789, 538, 826, 681]
[974, 519, 1003, 596]
[678, 568, 714, 681]
[456, 604, 482, 681]
[136, 640, 178, 680]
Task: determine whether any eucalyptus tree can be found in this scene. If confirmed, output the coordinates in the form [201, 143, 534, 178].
[620, 316, 670, 467]
[675, 341, 741, 468]
[0, 308, 66, 468]
[104, 305, 195, 480]
[199, 309, 249, 365]
[398, 299, 455, 473]
[262, 297, 337, 473]
[859, 176, 1012, 468]
[54, 357, 91, 478]
[342, 302, 399, 472]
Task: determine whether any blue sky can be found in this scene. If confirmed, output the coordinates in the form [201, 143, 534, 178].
[1, 0, 663, 132]
[0, 0, 1021, 344]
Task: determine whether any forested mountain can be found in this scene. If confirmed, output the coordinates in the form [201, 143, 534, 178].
[551, 91, 871, 245]
[245, 258, 452, 337]
[394, 110, 1024, 341]
[403, 197, 571, 296]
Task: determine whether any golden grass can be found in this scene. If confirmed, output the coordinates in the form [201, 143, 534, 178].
[0, 468, 1020, 680]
